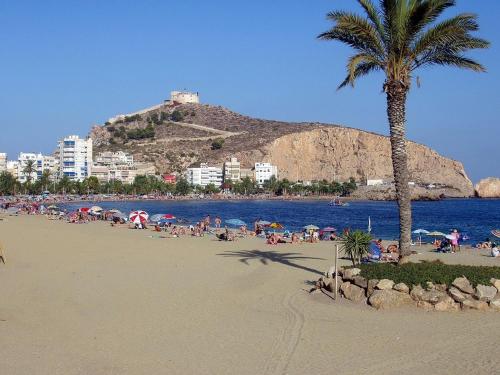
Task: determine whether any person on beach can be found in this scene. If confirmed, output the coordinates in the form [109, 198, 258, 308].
[214, 216, 221, 229]
[291, 233, 300, 244]
[450, 229, 459, 253]
[491, 244, 499, 257]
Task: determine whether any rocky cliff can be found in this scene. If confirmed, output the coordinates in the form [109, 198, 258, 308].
[475, 178, 500, 198]
[90, 103, 474, 197]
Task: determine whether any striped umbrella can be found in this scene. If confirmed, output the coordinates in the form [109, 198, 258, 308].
[129, 210, 149, 224]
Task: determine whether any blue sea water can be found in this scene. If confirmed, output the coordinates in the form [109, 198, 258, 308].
[61, 199, 500, 243]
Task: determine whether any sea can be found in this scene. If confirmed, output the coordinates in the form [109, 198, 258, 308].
[60, 198, 500, 244]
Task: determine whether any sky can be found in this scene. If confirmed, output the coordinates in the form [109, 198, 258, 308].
[0, 0, 498, 182]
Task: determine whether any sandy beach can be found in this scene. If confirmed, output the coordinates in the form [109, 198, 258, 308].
[1, 215, 499, 375]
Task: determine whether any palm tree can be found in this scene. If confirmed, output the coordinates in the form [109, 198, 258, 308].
[318, 0, 489, 260]
[22, 159, 37, 185]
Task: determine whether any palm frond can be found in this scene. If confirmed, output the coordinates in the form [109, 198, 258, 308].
[358, 0, 385, 41]
[319, 11, 385, 56]
[417, 53, 486, 72]
[407, 0, 456, 42]
[338, 55, 382, 89]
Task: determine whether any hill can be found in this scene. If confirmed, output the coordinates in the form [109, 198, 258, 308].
[89, 102, 474, 197]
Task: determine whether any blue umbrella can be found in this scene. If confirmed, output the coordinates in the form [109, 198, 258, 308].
[226, 219, 246, 227]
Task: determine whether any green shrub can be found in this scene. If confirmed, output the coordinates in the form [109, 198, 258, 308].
[340, 230, 372, 266]
[211, 138, 225, 150]
[171, 110, 184, 122]
[355, 262, 500, 287]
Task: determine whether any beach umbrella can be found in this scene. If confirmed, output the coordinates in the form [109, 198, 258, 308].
[47, 204, 58, 210]
[256, 220, 271, 226]
[129, 210, 149, 224]
[445, 234, 456, 240]
[492, 230, 500, 239]
[108, 209, 121, 214]
[413, 229, 429, 235]
[112, 212, 127, 220]
[226, 219, 247, 227]
[90, 206, 103, 212]
[268, 222, 284, 229]
[427, 231, 446, 237]
[150, 214, 164, 223]
[322, 227, 337, 232]
[78, 207, 90, 213]
[162, 214, 176, 220]
[303, 225, 319, 231]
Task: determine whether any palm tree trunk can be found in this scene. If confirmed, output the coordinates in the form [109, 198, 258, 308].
[386, 82, 412, 261]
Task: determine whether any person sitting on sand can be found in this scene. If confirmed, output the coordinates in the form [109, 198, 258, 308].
[291, 232, 300, 244]
[240, 225, 247, 235]
[491, 244, 499, 257]
[267, 233, 278, 245]
[374, 239, 386, 252]
[476, 238, 492, 249]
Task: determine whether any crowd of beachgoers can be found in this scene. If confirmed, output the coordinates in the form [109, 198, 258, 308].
[2, 196, 499, 260]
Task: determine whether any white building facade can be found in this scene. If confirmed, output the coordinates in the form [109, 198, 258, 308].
[95, 151, 134, 166]
[186, 163, 223, 187]
[254, 162, 278, 187]
[223, 157, 241, 182]
[0, 153, 6, 172]
[170, 91, 200, 104]
[16, 153, 59, 183]
[58, 135, 93, 181]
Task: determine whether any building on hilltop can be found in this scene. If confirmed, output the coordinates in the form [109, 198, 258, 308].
[170, 91, 199, 105]
[186, 163, 223, 187]
[58, 135, 93, 182]
[223, 157, 241, 183]
[255, 162, 278, 187]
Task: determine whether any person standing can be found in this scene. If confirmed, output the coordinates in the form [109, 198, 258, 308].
[450, 229, 460, 253]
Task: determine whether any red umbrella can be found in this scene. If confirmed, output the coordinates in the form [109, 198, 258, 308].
[78, 207, 90, 213]
[162, 214, 176, 219]
[129, 210, 149, 224]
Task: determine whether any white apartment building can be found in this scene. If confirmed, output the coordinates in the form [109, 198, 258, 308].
[255, 162, 278, 187]
[6, 160, 19, 179]
[91, 165, 138, 184]
[223, 157, 241, 182]
[95, 151, 134, 166]
[58, 135, 93, 181]
[16, 153, 59, 183]
[0, 153, 6, 172]
[186, 163, 223, 187]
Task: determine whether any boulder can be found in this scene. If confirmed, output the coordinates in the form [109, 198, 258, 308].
[376, 279, 395, 290]
[393, 283, 409, 293]
[369, 289, 414, 310]
[340, 282, 366, 302]
[452, 277, 474, 295]
[417, 301, 434, 311]
[461, 299, 489, 311]
[420, 289, 449, 305]
[434, 296, 459, 312]
[489, 296, 500, 311]
[448, 286, 469, 303]
[367, 279, 379, 297]
[490, 278, 500, 292]
[353, 275, 368, 289]
[425, 282, 435, 291]
[321, 276, 342, 292]
[342, 268, 361, 281]
[475, 177, 500, 198]
[434, 284, 448, 292]
[410, 285, 425, 301]
[474, 285, 498, 302]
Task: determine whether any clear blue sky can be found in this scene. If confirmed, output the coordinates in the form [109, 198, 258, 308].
[1, 0, 498, 182]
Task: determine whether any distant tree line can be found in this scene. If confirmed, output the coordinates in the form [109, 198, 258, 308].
[0, 170, 357, 197]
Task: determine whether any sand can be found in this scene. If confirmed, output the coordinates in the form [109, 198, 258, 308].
[0, 215, 499, 375]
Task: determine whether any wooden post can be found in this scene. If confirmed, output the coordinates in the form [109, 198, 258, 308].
[334, 244, 338, 300]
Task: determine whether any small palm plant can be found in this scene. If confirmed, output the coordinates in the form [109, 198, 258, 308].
[340, 230, 372, 266]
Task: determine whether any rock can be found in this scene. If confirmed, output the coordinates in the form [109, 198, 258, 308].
[340, 282, 366, 302]
[434, 296, 459, 312]
[320, 276, 342, 292]
[342, 268, 361, 281]
[490, 278, 500, 291]
[353, 276, 368, 289]
[434, 284, 448, 292]
[425, 282, 435, 291]
[393, 283, 409, 293]
[420, 290, 449, 305]
[410, 285, 425, 301]
[369, 289, 414, 310]
[452, 277, 474, 295]
[475, 177, 500, 198]
[376, 279, 395, 290]
[448, 287, 469, 303]
[367, 279, 379, 297]
[461, 299, 489, 311]
[475, 285, 498, 302]
[417, 301, 434, 311]
[489, 296, 500, 311]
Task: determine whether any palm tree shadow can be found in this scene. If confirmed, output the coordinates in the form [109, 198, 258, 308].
[217, 250, 326, 276]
